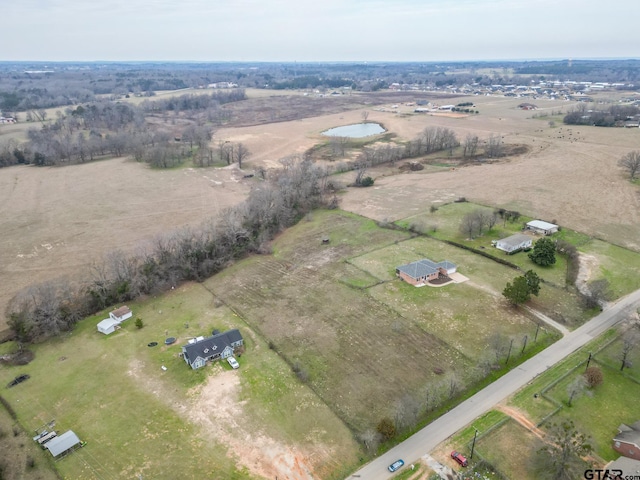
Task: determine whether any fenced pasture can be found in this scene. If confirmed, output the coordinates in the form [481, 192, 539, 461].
[205, 210, 557, 434]
[0, 282, 359, 480]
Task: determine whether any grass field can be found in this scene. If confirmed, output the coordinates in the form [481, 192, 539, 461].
[205, 210, 559, 435]
[0, 282, 359, 480]
[505, 329, 640, 466]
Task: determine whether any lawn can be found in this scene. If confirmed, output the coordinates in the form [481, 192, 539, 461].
[508, 329, 638, 463]
[0, 282, 359, 480]
[544, 361, 640, 460]
[475, 419, 546, 480]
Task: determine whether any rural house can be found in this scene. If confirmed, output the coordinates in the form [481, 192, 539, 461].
[182, 329, 244, 369]
[614, 420, 640, 460]
[396, 259, 456, 286]
[96, 306, 133, 335]
[525, 220, 558, 235]
[110, 306, 133, 322]
[495, 233, 533, 253]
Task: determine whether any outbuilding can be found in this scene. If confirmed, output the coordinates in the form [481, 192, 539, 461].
[525, 220, 558, 235]
[109, 306, 132, 323]
[44, 430, 81, 458]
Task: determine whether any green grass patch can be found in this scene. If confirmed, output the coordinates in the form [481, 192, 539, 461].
[476, 419, 546, 480]
[0, 281, 360, 480]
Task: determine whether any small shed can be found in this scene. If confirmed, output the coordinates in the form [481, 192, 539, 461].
[526, 220, 558, 235]
[97, 318, 120, 335]
[45, 430, 81, 458]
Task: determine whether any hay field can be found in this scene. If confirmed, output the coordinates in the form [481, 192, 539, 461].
[0, 160, 250, 330]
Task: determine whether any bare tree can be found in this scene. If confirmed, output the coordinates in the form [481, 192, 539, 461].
[566, 376, 587, 406]
[462, 134, 479, 158]
[235, 142, 250, 169]
[620, 328, 640, 371]
[485, 134, 504, 158]
[361, 110, 369, 122]
[618, 151, 640, 180]
[358, 429, 380, 453]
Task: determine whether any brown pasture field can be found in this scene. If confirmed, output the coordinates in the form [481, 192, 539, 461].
[0, 160, 250, 330]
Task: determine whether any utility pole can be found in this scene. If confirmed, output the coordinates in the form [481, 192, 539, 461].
[505, 338, 514, 365]
[521, 334, 528, 354]
[585, 352, 592, 371]
[470, 427, 479, 459]
[534, 324, 540, 342]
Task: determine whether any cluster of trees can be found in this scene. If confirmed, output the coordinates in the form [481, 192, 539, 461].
[564, 103, 640, 126]
[1, 90, 248, 168]
[138, 89, 246, 114]
[8, 156, 335, 343]
[459, 209, 498, 238]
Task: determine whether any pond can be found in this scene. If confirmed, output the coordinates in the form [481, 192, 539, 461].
[321, 123, 385, 138]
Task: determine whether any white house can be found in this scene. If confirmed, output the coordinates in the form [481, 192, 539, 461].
[496, 234, 533, 253]
[97, 318, 120, 335]
[526, 220, 559, 235]
[97, 306, 133, 335]
[109, 306, 132, 323]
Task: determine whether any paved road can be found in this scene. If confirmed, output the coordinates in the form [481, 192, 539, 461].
[347, 289, 640, 480]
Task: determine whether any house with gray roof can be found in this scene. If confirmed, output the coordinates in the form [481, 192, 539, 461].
[396, 259, 456, 286]
[182, 329, 244, 369]
[614, 420, 640, 460]
[495, 233, 533, 253]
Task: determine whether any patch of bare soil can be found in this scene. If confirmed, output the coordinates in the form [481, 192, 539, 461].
[126, 360, 316, 480]
[495, 404, 546, 441]
[184, 371, 316, 480]
[575, 253, 599, 297]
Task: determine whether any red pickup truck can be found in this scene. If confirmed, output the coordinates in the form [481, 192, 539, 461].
[451, 450, 468, 467]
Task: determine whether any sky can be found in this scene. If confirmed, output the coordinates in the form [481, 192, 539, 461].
[2, 0, 639, 62]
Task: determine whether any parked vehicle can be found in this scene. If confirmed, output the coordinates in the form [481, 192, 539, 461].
[451, 450, 468, 467]
[388, 459, 404, 472]
[227, 356, 240, 369]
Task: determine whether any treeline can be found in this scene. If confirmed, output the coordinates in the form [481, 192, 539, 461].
[138, 89, 246, 113]
[1, 90, 247, 168]
[327, 126, 507, 175]
[564, 104, 640, 126]
[271, 76, 355, 90]
[7, 157, 335, 343]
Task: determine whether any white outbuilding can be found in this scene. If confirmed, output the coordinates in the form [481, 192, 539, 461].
[526, 220, 558, 235]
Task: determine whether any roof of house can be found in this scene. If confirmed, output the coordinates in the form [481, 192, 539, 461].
[45, 430, 80, 457]
[615, 421, 640, 447]
[607, 456, 640, 476]
[182, 329, 243, 364]
[526, 220, 558, 230]
[97, 318, 120, 330]
[111, 306, 131, 318]
[396, 259, 456, 280]
[497, 233, 532, 248]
